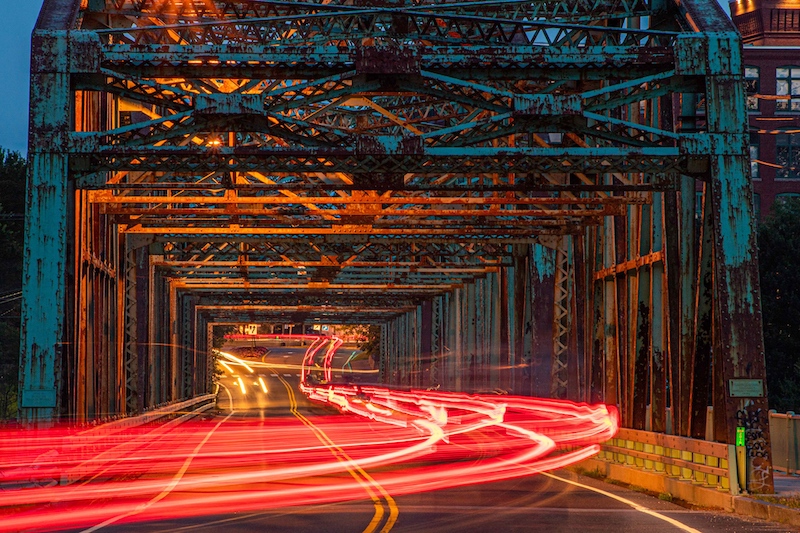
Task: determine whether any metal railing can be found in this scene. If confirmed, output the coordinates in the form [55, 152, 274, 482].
[769, 411, 800, 474]
[595, 427, 735, 493]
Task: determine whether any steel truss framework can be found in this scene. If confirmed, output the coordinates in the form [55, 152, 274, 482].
[21, 0, 774, 491]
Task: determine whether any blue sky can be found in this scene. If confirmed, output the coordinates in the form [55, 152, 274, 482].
[0, 1, 733, 155]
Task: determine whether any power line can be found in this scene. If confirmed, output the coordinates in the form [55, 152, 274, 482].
[0, 292, 22, 304]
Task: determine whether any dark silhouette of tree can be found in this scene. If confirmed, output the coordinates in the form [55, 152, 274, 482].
[0, 147, 25, 420]
[758, 198, 800, 412]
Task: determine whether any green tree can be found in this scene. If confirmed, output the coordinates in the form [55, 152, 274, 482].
[0, 147, 25, 421]
[338, 324, 381, 367]
[0, 149, 26, 214]
[758, 198, 800, 412]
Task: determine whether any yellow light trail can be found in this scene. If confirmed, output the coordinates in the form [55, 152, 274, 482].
[217, 351, 254, 373]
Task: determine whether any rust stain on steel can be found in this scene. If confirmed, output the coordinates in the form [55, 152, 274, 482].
[355, 45, 421, 75]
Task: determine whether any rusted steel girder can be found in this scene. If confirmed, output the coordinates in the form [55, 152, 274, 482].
[20, 0, 774, 494]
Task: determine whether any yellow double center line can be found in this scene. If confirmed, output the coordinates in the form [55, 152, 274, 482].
[272, 370, 398, 533]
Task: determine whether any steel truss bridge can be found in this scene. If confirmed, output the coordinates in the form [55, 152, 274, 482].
[21, 0, 774, 491]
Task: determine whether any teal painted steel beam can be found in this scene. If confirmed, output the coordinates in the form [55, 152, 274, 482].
[20, 25, 74, 421]
[682, 0, 774, 493]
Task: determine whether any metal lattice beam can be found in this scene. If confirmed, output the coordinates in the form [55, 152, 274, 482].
[20, 0, 774, 495]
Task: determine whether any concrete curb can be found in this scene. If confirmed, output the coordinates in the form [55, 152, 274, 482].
[734, 496, 800, 528]
[576, 457, 734, 510]
[575, 457, 800, 528]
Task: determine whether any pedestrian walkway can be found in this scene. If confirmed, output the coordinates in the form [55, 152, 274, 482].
[774, 471, 800, 495]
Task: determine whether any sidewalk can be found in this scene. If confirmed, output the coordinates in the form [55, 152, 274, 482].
[733, 471, 800, 528]
[774, 471, 800, 495]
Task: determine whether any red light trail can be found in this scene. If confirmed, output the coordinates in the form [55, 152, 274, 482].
[0, 335, 618, 532]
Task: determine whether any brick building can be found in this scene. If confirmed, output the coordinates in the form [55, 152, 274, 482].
[731, 0, 800, 218]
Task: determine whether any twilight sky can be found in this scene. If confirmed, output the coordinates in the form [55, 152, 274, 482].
[0, 1, 733, 155]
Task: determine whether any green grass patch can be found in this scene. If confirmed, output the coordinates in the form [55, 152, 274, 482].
[574, 466, 605, 480]
[751, 495, 800, 509]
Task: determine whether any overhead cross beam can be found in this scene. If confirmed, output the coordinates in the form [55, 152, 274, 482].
[21, 0, 774, 495]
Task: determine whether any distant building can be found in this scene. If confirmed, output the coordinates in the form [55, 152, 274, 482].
[731, 0, 800, 218]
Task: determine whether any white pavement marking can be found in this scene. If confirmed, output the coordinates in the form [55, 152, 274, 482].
[81, 410, 235, 532]
[544, 473, 703, 533]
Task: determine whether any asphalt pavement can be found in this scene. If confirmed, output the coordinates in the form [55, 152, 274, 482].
[53, 341, 800, 533]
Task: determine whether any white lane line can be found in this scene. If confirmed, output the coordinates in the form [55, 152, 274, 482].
[543, 473, 703, 533]
[81, 409, 235, 532]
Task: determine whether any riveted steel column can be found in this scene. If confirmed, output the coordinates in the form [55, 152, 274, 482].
[421, 300, 433, 389]
[194, 310, 203, 397]
[665, 177, 695, 436]
[20, 25, 73, 422]
[169, 281, 179, 401]
[498, 268, 511, 393]
[148, 253, 168, 407]
[123, 242, 142, 414]
[531, 243, 555, 398]
[442, 292, 453, 389]
[398, 314, 406, 386]
[380, 323, 388, 384]
[512, 246, 531, 396]
[683, 8, 773, 490]
[691, 187, 714, 439]
[603, 218, 620, 408]
[475, 278, 485, 391]
[590, 221, 613, 405]
[201, 316, 211, 394]
[390, 321, 395, 387]
[633, 201, 652, 430]
[651, 193, 667, 433]
[453, 287, 462, 392]
[678, 175, 699, 437]
[181, 294, 194, 399]
[552, 236, 571, 399]
[430, 296, 441, 389]
[490, 271, 503, 391]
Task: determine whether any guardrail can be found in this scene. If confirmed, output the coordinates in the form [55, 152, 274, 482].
[769, 411, 800, 475]
[595, 427, 735, 493]
[61, 394, 217, 484]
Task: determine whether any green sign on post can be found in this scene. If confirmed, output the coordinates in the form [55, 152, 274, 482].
[736, 426, 746, 447]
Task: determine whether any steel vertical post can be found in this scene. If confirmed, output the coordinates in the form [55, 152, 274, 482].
[19, 25, 73, 422]
[651, 193, 667, 433]
[531, 243, 555, 397]
[690, 13, 774, 491]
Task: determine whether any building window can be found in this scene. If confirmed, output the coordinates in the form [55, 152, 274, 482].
[750, 133, 759, 179]
[753, 193, 761, 220]
[745, 67, 759, 111]
[776, 192, 800, 204]
[776, 134, 800, 179]
[776, 67, 800, 111]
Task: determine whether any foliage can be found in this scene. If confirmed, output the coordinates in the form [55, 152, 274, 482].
[0, 321, 19, 419]
[758, 198, 800, 412]
[0, 149, 26, 215]
[751, 495, 800, 510]
[212, 325, 237, 349]
[335, 324, 381, 366]
[0, 148, 24, 420]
